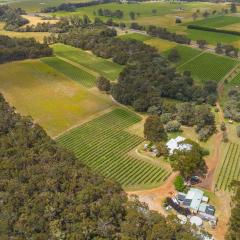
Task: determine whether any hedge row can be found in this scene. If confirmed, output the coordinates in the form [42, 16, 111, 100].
[187, 24, 240, 36]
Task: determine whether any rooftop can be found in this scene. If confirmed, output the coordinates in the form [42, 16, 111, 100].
[166, 136, 192, 155]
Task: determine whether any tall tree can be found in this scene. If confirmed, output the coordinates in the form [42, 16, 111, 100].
[144, 115, 167, 142]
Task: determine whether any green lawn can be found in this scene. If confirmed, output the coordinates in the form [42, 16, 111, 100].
[52, 43, 123, 81]
[57, 108, 170, 190]
[187, 16, 240, 28]
[41, 57, 96, 88]
[178, 52, 238, 83]
[0, 59, 113, 137]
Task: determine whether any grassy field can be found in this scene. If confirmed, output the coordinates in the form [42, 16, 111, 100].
[0, 22, 49, 42]
[186, 28, 240, 46]
[57, 108, 171, 190]
[0, 60, 113, 137]
[118, 33, 152, 42]
[215, 143, 240, 191]
[52, 43, 123, 81]
[41, 57, 96, 88]
[145, 38, 177, 52]
[178, 51, 238, 83]
[187, 16, 240, 28]
[54, 2, 225, 27]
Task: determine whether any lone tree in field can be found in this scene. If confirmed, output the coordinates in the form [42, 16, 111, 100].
[230, 3, 237, 13]
[97, 76, 111, 92]
[144, 115, 167, 142]
[129, 11, 135, 20]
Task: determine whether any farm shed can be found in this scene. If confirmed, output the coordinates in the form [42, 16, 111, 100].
[183, 188, 204, 213]
[166, 136, 192, 155]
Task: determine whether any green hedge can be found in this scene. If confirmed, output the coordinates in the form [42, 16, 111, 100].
[187, 25, 240, 36]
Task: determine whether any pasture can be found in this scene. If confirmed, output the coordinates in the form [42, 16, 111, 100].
[186, 29, 240, 46]
[229, 71, 240, 86]
[41, 57, 96, 88]
[0, 60, 113, 137]
[54, 2, 225, 27]
[178, 51, 238, 83]
[145, 38, 177, 52]
[215, 143, 240, 191]
[57, 108, 170, 190]
[53, 43, 123, 81]
[0, 22, 49, 42]
[187, 16, 240, 28]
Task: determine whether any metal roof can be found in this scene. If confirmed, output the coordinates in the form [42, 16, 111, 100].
[166, 136, 192, 155]
[185, 188, 204, 211]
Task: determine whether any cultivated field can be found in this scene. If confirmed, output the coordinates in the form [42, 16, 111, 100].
[164, 45, 202, 66]
[178, 51, 238, 83]
[215, 143, 240, 191]
[0, 60, 113, 136]
[57, 108, 171, 189]
[42, 57, 96, 88]
[53, 43, 123, 81]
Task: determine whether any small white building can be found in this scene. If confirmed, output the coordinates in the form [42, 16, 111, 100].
[166, 136, 192, 155]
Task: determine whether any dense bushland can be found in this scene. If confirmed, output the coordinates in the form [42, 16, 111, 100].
[0, 35, 52, 64]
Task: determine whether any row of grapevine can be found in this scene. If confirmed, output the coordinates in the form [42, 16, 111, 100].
[215, 143, 240, 191]
[57, 108, 170, 189]
[41, 57, 96, 88]
[178, 52, 238, 83]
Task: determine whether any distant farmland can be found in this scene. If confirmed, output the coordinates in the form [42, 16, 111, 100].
[215, 143, 240, 191]
[57, 108, 170, 189]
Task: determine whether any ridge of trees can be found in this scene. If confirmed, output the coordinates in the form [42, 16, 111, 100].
[0, 35, 53, 64]
[0, 5, 29, 31]
[0, 93, 200, 239]
[41, 0, 118, 13]
[47, 27, 217, 111]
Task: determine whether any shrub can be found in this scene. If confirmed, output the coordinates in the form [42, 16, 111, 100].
[174, 176, 185, 192]
[165, 120, 181, 132]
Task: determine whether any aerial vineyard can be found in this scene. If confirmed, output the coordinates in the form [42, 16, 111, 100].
[57, 108, 170, 189]
[41, 57, 96, 88]
[164, 45, 202, 67]
[53, 43, 124, 81]
[178, 52, 238, 83]
[215, 143, 240, 191]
